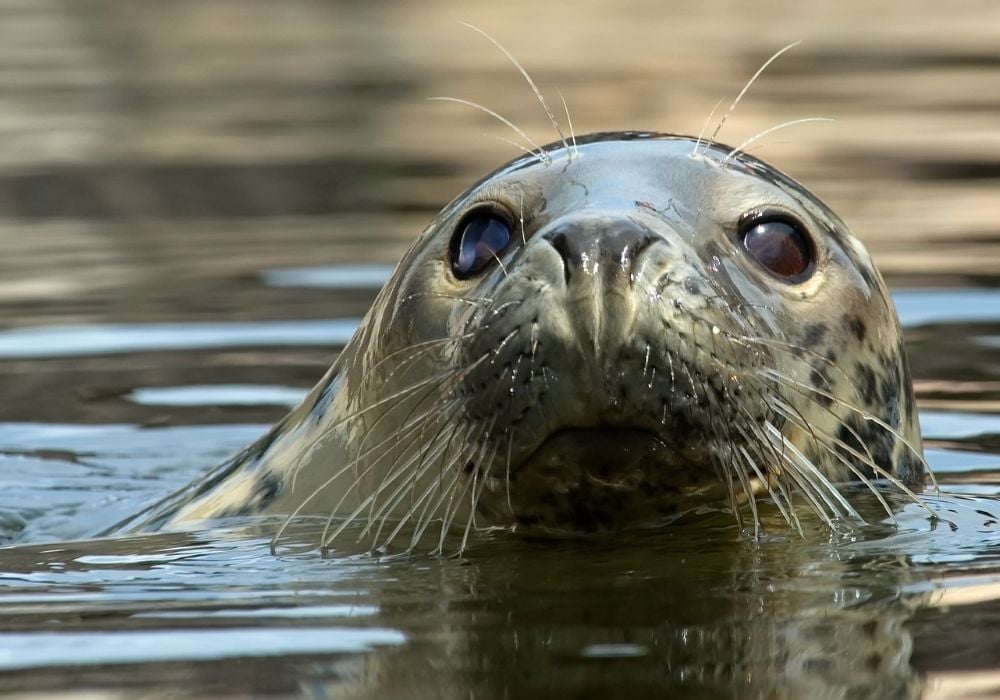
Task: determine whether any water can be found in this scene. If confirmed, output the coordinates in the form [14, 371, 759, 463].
[0, 1, 998, 697]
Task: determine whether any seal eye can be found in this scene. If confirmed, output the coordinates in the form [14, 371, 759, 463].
[450, 211, 512, 279]
[740, 217, 814, 281]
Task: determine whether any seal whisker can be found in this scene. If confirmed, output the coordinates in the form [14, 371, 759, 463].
[504, 428, 516, 516]
[358, 433, 454, 542]
[736, 439, 800, 535]
[763, 432, 837, 527]
[768, 392, 936, 518]
[406, 414, 498, 553]
[735, 335, 857, 396]
[769, 399, 898, 523]
[719, 447, 747, 532]
[518, 192, 527, 245]
[308, 371, 460, 439]
[556, 88, 579, 159]
[706, 374, 763, 538]
[385, 402, 482, 548]
[760, 364, 881, 475]
[359, 334, 475, 391]
[692, 98, 724, 156]
[409, 455, 467, 553]
[458, 22, 570, 155]
[312, 394, 463, 549]
[458, 442, 500, 555]
[432, 467, 476, 557]
[490, 250, 510, 278]
[359, 396, 469, 538]
[323, 348, 494, 460]
[366, 398, 476, 546]
[391, 448, 484, 554]
[689, 352, 744, 526]
[322, 439, 440, 553]
[730, 444, 762, 537]
[128, 125, 930, 559]
[364, 439, 460, 549]
[723, 117, 834, 164]
[313, 369, 477, 545]
[732, 402, 804, 533]
[398, 423, 482, 553]
[399, 292, 490, 307]
[761, 368, 936, 489]
[428, 97, 550, 164]
[765, 422, 861, 524]
[756, 415, 836, 527]
[270, 388, 457, 553]
[487, 134, 547, 161]
[349, 369, 466, 504]
[707, 41, 801, 150]
[381, 472, 448, 552]
[430, 422, 497, 556]
[461, 299, 523, 336]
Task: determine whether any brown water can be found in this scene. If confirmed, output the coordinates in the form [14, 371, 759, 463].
[0, 1, 998, 698]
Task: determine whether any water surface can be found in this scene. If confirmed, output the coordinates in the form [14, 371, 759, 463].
[0, 1, 998, 698]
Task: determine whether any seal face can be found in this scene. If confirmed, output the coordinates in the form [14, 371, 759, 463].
[118, 132, 926, 552]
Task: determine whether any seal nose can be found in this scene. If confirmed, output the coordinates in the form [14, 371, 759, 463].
[545, 217, 655, 284]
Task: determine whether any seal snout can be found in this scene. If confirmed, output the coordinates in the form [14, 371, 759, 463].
[543, 215, 656, 285]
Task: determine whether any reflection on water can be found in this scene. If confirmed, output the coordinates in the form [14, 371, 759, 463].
[0, 319, 360, 358]
[0, 0, 997, 697]
[128, 384, 307, 408]
[0, 506, 997, 698]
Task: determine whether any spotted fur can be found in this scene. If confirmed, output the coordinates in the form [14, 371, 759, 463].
[111, 134, 930, 553]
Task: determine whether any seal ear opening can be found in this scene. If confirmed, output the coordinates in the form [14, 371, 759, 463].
[737, 211, 815, 283]
[449, 207, 513, 279]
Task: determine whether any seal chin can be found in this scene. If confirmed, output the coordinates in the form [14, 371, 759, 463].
[499, 428, 725, 533]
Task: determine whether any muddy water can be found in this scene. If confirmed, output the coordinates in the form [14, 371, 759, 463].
[0, 1, 998, 698]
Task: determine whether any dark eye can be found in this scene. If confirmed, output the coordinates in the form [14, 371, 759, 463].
[450, 210, 512, 279]
[740, 216, 814, 281]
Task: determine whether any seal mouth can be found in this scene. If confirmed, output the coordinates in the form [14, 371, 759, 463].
[516, 427, 676, 479]
[501, 427, 724, 533]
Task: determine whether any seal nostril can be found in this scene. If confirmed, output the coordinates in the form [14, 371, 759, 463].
[548, 231, 575, 284]
[610, 230, 655, 273]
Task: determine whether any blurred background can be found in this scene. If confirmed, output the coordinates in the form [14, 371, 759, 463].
[0, 4, 997, 697]
[0, 0, 996, 422]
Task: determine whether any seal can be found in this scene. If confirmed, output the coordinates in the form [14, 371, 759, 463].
[114, 129, 931, 554]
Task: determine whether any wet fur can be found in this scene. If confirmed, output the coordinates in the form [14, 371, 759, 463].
[111, 40, 934, 555]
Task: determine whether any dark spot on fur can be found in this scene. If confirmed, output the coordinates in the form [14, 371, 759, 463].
[836, 417, 894, 481]
[865, 654, 884, 672]
[802, 658, 834, 674]
[252, 472, 283, 507]
[310, 372, 341, 421]
[846, 315, 867, 342]
[683, 278, 702, 295]
[802, 322, 827, 347]
[810, 369, 834, 406]
[900, 350, 916, 423]
[894, 451, 924, 482]
[857, 363, 878, 405]
[878, 354, 902, 429]
[804, 444, 824, 467]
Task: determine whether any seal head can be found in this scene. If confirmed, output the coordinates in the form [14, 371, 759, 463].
[121, 132, 925, 549]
